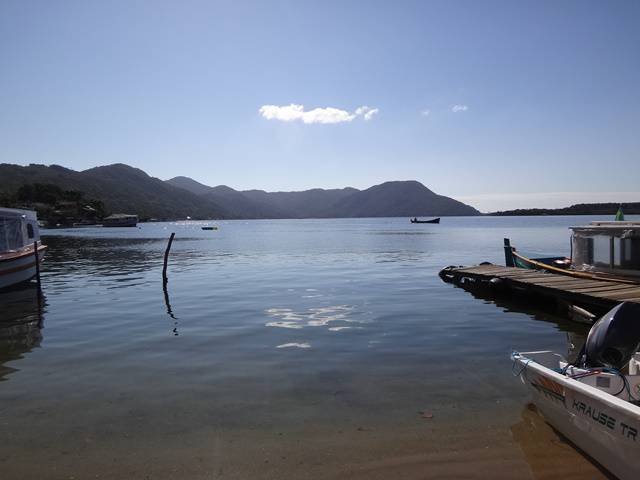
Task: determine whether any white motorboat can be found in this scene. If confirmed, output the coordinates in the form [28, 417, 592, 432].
[0, 208, 47, 289]
[512, 302, 640, 479]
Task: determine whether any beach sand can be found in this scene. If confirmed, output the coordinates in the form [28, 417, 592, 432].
[1, 404, 608, 479]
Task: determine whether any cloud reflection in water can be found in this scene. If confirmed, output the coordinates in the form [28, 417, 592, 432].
[265, 305, 364, 330]
[276, 343, 311, 349]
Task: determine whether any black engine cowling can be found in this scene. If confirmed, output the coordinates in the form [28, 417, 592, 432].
[584, 302, 640, 370]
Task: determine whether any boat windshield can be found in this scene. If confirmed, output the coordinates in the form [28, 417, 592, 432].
[573, 232, 640, 272]
[0, 216, 26, 252]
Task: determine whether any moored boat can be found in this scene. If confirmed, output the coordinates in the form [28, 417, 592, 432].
[512, 302, 640, 479]
[410, 217, 440, 224]
[102, 214, 138, 227]
[504, 220, 640, 284]
[0, 208, 47, 290]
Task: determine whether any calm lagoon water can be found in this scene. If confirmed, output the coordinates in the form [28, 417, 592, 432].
[2, 216, 637, 479]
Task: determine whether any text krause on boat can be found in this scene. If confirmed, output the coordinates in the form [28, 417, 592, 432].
[531, 374, 639, 443]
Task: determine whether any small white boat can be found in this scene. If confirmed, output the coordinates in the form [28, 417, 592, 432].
[512, 303, 640, 479]
[0, 208, 47, 290]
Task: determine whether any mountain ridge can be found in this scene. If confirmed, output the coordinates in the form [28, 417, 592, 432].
[0, 163, 481, 219]
[166, 175, 480, 218]
[0, 163, 228, 220]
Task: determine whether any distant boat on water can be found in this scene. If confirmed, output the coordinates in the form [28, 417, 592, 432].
[0, 208, 47, 289]
[102, 214, 138, 227]
[201, 225, 218, 230]
[410, 217, 440, 224]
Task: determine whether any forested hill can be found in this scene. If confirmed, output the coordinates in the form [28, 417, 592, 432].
[489, 202, 640, 216]
[166, 177, 481, 218]
[0, 163, 481, 220]
[0, 163, 227, 220]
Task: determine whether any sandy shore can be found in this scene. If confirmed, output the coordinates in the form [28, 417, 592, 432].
[0, 404, 608, 480]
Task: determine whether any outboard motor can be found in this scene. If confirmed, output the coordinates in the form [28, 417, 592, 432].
[584, 302, 640, 370]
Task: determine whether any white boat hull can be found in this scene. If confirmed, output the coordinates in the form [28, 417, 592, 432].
[513, 351, 640, 479]
[0, 247, 46, 290]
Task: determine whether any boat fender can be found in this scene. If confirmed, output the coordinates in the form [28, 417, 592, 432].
[489, 277, 504, 291]
[438, 266, 461, 280]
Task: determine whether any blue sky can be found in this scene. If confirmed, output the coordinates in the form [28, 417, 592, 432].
[1, 0, 639, 211]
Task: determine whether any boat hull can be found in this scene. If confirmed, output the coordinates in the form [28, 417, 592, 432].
[410, 217, 440, 224]
[0, 246, 47, 290]
[504, 238, 638, 284]
[512, 252, 569, 270]
[513, 352, 640, 479]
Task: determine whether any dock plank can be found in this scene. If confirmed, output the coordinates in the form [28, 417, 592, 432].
[460, 268, 558, 280]
[590, 289, 640, 300]
[567, 284, 640, 294]
[498, 271, 560, 279]
[439, 264, 640, 315]
[456, 266, 513, 275]
[516, 276, 596, 286]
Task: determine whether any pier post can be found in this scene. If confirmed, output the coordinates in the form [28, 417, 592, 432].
[162, 232, 175, 284]
[33, 241, 42, 291]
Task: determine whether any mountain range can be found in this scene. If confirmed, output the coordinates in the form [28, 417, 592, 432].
[0, 163, 480, 219]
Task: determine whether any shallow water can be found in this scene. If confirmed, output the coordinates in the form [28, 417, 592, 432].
[1, 215, 636, 479]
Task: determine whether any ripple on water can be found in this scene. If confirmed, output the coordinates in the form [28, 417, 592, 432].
[265, 305, 367, 330]
[276, 343, 311, 349]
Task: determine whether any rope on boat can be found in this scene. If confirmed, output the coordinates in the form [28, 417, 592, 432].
[511, 351, 534, 377]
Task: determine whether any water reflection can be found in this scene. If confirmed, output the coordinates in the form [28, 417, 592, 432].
[276, 342, 311, 349]
[43, 236, 168, 278]
[42, 235, 217, 281]
[374, 250, 424, 263]
[449, 281, 593, 335]
[510, 404, 612, 479]
[3, 218, 631, 478]
[0, 286, 45, 381]
[162, 280, 179, 336]
[265, 305, 365, 330]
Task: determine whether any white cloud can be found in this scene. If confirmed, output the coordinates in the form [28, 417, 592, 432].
[259, 104, 378, 124]
[355, 105, 379, 121]
[421, 109, 430, 117]
[451, 104, 468, 113]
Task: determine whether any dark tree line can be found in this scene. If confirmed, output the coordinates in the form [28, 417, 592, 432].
[490, 202, 640, 216]
[3, 183, 109, 225]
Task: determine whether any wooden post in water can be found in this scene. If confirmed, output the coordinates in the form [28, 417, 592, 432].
[162, 232, 175, 284]
[33, 241, 42, 291]
[504, 238, 515, 267]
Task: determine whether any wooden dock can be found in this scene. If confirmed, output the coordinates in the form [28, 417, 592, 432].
[439, 264, 640, 317]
